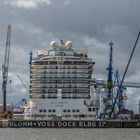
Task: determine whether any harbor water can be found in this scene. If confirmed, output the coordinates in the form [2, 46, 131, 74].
[0, 128, 140, 140]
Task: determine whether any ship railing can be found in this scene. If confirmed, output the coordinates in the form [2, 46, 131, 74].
[33, 55, 93, 62]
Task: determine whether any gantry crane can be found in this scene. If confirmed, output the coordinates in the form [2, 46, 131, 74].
[109, 31, 140, 118]
[2, 24, 11, 113]
[96, 32, 140, 118]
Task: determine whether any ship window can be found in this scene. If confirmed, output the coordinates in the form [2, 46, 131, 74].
[42, 95, 45, 98]
[72, 110, 75, 112]
[39, 109, 42, 113]
[44, 109, 46, 112]
[77, 109, 80, 112]
[67, 110, 71, 112]
[48, 109, 51, 112]
[48, 114, 56, 117]
[52, 109, 55, 112]
[36, 114, 46, 118]
[73, 90, 77, 93]
[79, 114, 86, 118]
[73, 114, 78, 117]
[65, 114, 71, 117]
[92, 108, 95, 111]
[88, 108, 92, 112]
[88, 114, 93, 117]
[63, 109, 66, 112]
[64, 61, 71, 64]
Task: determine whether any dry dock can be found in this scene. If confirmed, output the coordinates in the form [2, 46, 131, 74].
[0, 120, 140, 128]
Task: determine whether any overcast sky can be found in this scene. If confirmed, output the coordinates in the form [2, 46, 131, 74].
[0, 0, 140, 112]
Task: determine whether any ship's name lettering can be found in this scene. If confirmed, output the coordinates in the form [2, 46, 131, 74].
[57, 121, 76, 127]
[79, 121, 96, 127]
[9, 121, 56, 127]
[9, 121, 34, 127]
[37, 121, 55, 127]
[8, 121, 140, 128]
[9, 121, 97, 128]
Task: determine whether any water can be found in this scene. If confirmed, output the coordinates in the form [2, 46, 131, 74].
[0, 128, 140, 140]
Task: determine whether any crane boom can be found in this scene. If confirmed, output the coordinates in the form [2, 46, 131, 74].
[96, 79, 140, 88]
[2, 24, 11, 112]
[17, 74, 29, 94]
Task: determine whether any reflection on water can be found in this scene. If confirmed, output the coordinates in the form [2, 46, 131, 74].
[0, 128, 140, 140]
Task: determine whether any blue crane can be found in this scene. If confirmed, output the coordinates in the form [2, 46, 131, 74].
[96, 79, 140, 88]
[96, 36, 140, 118]
[103, 41, 114, 117]
[110, 31, 140, 118]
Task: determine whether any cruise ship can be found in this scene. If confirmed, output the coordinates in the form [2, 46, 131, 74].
[24, 41, 99, 120]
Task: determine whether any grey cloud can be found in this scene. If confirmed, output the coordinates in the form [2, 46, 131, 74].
[0, 0, 140, 110]
[3, 0, 51, 8]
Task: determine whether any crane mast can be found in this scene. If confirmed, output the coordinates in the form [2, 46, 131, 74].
[2, 24, 11, 112]
[104, 41, 114, 118]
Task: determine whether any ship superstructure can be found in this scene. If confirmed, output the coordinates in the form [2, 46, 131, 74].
[24, 41, 99, 120]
